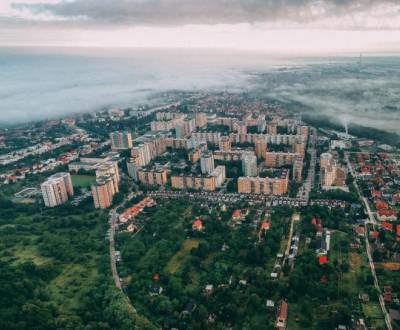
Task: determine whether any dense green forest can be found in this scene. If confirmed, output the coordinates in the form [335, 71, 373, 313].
[0, 197, 153, 330]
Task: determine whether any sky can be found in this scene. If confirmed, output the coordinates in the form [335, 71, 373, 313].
[1, 0, 400, 54]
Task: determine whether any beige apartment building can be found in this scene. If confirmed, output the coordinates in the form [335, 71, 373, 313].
[110, 131, 133, 150]
[255, 137, 268, 159]
[137, 169, 168, 186]
[171, 175, 217, 191]
[237, 171, 289, 195]
[41, 172, 74, 207]
[91, 176, 116, 209]
[219, 136, 231, 151]
[265, 152, 300, 167]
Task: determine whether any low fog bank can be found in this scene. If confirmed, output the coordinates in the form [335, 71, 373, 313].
[0, 48, 399, 136]
[0, 48, 266, 125]
[257, 57, 400, 135]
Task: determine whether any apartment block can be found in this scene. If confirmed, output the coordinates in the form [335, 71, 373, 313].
[237, 171, 289, 195]
[200, 151, 215, 175]
[91, 176, 116, 209]
[255, 137, 268, 159]
[127, 157, 141, 180]
[137, 169, 168, 186]
[214, 150, 255, 162]
[110, 131, 133, 150]
[171, 175, 217, 191]
[95, 161, 120, 193]
[292, 156, 304, 183]
[320, 152, 347, 188]
[41, 172, 74, 207]
[175, 118, 196, 138]
[265, 152, 300, 168]
[242, 154, 258, 177]
[191, 132, 221, 145]
[195, 113, 208, 128]
[219, 136, 231, 151]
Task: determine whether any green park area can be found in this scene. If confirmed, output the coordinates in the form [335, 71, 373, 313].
[71, 174, 96, 188]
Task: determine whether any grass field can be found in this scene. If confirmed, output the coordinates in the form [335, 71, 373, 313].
[362, 303, 386, 329]
[71, 174, 96, 188]
[11, 244, 52, 266]
[46, 259, 99, 311]
[165, 238, 201, 274]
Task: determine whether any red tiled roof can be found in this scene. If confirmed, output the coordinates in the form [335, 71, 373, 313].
[371, 189, 381, 198]
[375, 200, 389, 210]
[261, 222, 270, 230]
[232, 210, 242, 219]
[193, 219, 203, 230]
[319, 256, 328, 265]
[381, 222, 393, 231]
[370, 231, 379, 238]
[378, 210, 397, 218]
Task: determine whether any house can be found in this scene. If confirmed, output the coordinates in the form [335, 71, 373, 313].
[381, 222, 394, 231]
[232, 209, 249, 223]
[204, 284, 214, 295]
[319, 255, 328, 265]
[384, 286, 393, 302]
[370, 231, 380, 238]
[371, 189, 382, 198]
[354, 226, 365, 237]
[359, 293, 370, 303]
[266, 300, 275, 308]
[275, 301, 288, 330]
[389, 309, 400, 323]
[127, 224, 137, 232]
[378, 210, 397, 222]
[149, 284, 163, 296]
[375, 200, 389, 211]
[192, 219, 204, 231]
[261, 222, 270, 231]
[316, 239, 328, 255]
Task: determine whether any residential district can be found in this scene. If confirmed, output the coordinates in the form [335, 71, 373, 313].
[1, 92, 399, 329]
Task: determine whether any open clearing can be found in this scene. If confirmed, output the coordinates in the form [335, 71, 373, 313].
[165, 238, 201, 274]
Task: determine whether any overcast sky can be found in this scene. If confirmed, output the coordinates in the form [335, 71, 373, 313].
[1, 0, 400, 53]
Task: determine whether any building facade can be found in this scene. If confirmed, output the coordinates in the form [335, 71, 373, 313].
[41, 172, 74, 207]
[200, 151, 215, 175]
[242, 154, 258, 177]
[110, 131, 133, 150]
[237, 171, 289, 195]
[137, 169, 168, 186]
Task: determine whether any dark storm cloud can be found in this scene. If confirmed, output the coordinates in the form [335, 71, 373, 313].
[11, 0, 400, 27]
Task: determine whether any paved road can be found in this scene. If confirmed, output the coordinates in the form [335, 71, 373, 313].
[345, 153, 392, 330]
[297, 128, 317, 201]
[108, 193, 138, 312]
[109, 210, 121, 290]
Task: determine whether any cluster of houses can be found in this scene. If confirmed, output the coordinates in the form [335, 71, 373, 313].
[0, 133, 106, 186]
[353, 152, 399, 222]
[119, 197, 157, 231]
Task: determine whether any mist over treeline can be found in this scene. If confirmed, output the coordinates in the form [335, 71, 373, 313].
[0, 47, 399, 136]
[302, 113, 400, 147]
